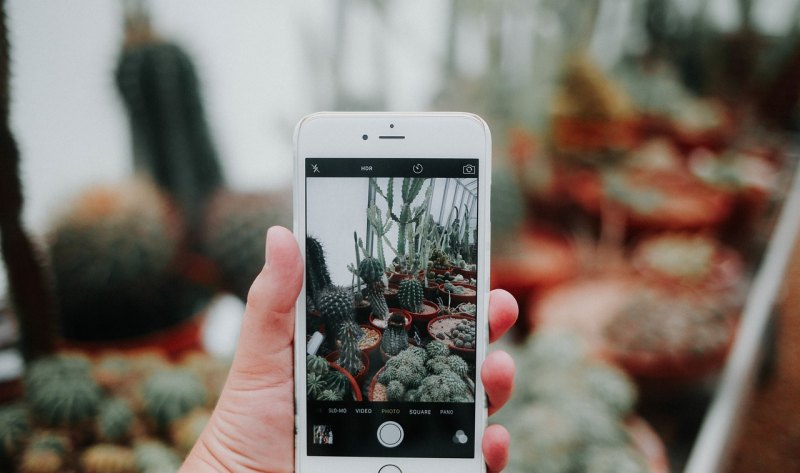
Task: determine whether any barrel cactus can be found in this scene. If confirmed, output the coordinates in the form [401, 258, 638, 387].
[337, 322, 364, 377]
[380, 312, 409, 357]
[27, 372, 101, 428]
[398, 279, 424, 313]
[306, 354, 329, 377]
[81, 444, 137, 473]
[318, 287, 355, 337]
[201, 190, 291, 300]
[96, 398, 135, 443]
[47, 180, 209, 341]
[141, 370, 206, 431]
[115, 19, 224, 234]
[0, 404, 30, 465]
[133, 440, 182, 472]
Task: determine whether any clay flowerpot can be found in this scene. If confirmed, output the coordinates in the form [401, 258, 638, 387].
[438, 283, 477, 306]
[368, 366, 388, 401]
[427, 315, 477, 361]
[453, 267, 477, 279]
[327, 362, 363, 401]
[403, 300, 440, 332]
[423, 281, 440, 301]
[369, 310, 412, 332]
[383, 285, 399, 308]
[357, 325, 382, 356]
[325, 350, 370, 385]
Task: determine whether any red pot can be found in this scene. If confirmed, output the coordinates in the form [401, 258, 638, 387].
[369, 310, 412, 332]
[327, 362, 363, 401]
[325, 350, 370, 385]
[438, 283, 477, 306]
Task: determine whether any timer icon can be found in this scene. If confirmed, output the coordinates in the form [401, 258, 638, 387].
[412, 163, 423, 174]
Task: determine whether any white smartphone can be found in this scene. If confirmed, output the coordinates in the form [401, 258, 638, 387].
[293, 112, 491, 473]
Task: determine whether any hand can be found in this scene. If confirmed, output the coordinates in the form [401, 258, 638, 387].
[181, 226, 518, 473]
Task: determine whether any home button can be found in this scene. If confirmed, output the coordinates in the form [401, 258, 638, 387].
[377, 421, 404, 448]
[378, 465, 402, 473]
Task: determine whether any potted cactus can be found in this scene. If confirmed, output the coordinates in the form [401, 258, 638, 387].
[380, 312, 410, 360]
[397, 279, 439, 329]
[307, 354, 362, 401]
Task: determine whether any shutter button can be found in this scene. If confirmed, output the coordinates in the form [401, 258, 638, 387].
[377, 421, 404, 448]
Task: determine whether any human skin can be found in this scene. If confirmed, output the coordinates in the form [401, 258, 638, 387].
[181, 226, 518, 473]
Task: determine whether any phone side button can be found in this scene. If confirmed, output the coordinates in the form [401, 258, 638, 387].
[378, 465, 402, 473]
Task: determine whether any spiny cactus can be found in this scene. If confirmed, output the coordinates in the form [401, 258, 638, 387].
[337, 322, 364, 377]
[93, 354, 134, 394]
[318, 287, 355, 337]
[202, 190, 291, 300]
[426, 340, 450, 359]
[25, 356, 99, 424]
[386, 380, 406, 401]
[0, 404, 29, 465]
[306, 236, 333, 307]
[81, 444, 136, 473]
[357, 257, 389, 320]
[381, 312, 409, 357]
[170, 408, 210, 454]
[47, 180, 210, 340]
[141, 370, 206, 431]
[418, 371, 471, 402]
[133, 440, 181, 473]
[306, 373, 327, 399]
[96, 398, 135, 443]
[306, 354, 329, 377]
[115, 22, 224, 234]
[323, 370, 350, 398]
[398, 279, 424, 313]
[318, 389, 343, 401]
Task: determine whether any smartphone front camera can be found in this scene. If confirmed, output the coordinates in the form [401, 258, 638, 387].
[362, 134, 368, 141]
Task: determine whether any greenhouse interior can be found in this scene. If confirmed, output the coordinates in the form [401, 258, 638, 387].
[2, 1, 800, 472]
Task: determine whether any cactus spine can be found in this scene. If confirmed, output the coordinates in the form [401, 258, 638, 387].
[398, 279, 424, 313]
[337, 322, 364, 377]
[381, 312, 409, 357]
[318, 287, 355, 337]
[357, 256, 389, 320]
[115, 17, 224, 233]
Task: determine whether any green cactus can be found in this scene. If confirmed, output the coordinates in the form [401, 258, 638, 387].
[386, 380, 406, 401]
[398, 279, 424, 313]
[141, 370, 206, 431]
[318, 389, 343, 401]
[418, 371, 471, 402]
[115, 21, 224, 234]
[306, 355, 330, 377]
[81, 444, 137, 473]
[19, 433, 70, 473]
[93, 354, 134, 393]
[426, 356, 451, 375]
[582, 363, 637, 418]
[322, 370, 350, 399]
[306, 373, 327, 399]
[337, 322, 364, 377]
[27, 374, 101, 428]
[508, 405, 581, 473]
[381, 312, 409, 357]
[357, 256, 389, 320]
[0, 404, 30, 465]
[318, 287, 355, 337]
[446, 355, 470, 378]
[47, 181, 210, 340]
[426, 340, 450, 359]
[133, 440, 182, 473]
[306, 236, 333, 307]
[377, 346, 428, 389]
[202, 190, 291, 300]
[25, 355, 92, 393]
[97, 398, 135, 443]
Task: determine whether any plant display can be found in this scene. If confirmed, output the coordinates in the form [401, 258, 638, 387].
[141, 370, 206, 431]
[337, 322, 365, 377]
[96, 398, 135, 443]
[381, 312, 409, 357]
[201, 190, 291, 300]
[80, 444, 137, 473]
[398, 279, 424, 313]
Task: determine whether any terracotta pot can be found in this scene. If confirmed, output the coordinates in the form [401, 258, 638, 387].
[327, 362, 363, 401]
[403, 300, 440, 333]
[453, 267, 477, 279]
[427, 314, 477, 361]
[438, 283, 477, 306]
[384, 286, 399, 308]
[369, 310, 412, 332]
[357, 325, 382, 356]
[368, 366, 387, 401]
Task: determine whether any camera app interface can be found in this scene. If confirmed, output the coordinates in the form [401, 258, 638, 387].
[304, 158, 480, 458]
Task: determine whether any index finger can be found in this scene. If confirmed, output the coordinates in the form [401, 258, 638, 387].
[488, 289, 518, 342]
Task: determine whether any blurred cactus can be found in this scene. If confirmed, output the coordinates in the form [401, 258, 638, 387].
[355, 256, 389, 320]
[81, 444, 136, 473]
[141, 370, 206, 431]
[96, 398, 135, 443]
[201, 190, 291, 300]
[115, 14, 224, 234]
[19, 433, 70, 473]
[133, 440, 182, 473]
[0, 404, 30, 466]
[170, 408, 210, 455]
[25, 356, 101, 428]
[47, 180, 210, 340]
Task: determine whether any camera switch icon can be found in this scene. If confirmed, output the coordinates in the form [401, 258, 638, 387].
[462, 164, 476, 175]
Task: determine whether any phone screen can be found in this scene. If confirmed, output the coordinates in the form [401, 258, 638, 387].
[303, 157, 481, 459]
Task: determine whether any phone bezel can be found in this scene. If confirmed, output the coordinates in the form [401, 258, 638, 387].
[293, 112, 492, 473]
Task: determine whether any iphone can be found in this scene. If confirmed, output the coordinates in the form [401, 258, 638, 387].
[294, 112, 491, 472]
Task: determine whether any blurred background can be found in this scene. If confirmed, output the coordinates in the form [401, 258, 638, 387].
[1, 0, 800, 471]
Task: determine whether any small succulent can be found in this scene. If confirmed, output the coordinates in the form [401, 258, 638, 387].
[25, 355, 92, 393]
[0, 404, 30, 464]
[96, 398, 135, 443]
[426, 340, 450, 359]
[380, 312, 409, 357]
[337, 322, 364, 377]
[398, 279, 424, 313]
[141, 370, 206, 431]
[81, 444, 137, 473]
[170, 408, 211, 454]
[133, 440, 182, 472]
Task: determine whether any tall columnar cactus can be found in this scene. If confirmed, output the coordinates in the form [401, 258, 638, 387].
[318, 287, 355, 337]
[141, 370, 206, 431]
[337, 322, 363, 377]
[357, 256, 388, 319]
[306, 236, 333, 307]
[47, 180, 209, 341]
[81, 444, 137, 473]
[381, 312, 409, 357]
[398, 279, 424, 313]
[115, 15, 224, 234]
[201, 190, 291, 300]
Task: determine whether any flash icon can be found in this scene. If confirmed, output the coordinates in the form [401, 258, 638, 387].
[311, 164, 320, 173]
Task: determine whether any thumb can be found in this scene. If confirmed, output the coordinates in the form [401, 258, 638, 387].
[228, 226, 304, 386]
